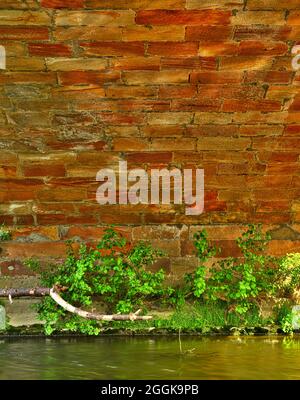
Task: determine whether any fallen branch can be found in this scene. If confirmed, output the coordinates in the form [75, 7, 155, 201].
[0, 287, 51, 298]
[0, 286, 153, 321]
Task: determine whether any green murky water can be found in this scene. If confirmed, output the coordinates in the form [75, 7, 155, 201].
[0, 336, 300, 380]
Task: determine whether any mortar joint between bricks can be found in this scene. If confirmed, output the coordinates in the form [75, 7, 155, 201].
[285, 10, 290, 20]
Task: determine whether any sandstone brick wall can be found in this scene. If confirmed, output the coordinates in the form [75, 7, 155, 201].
[0, 0, 300, 282]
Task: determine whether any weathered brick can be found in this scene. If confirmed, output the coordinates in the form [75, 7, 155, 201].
[171, 99, 221, 112]
[126, 152, 172, 164]
[232, 11, 286, 25]
[28, 43, 72, 57]
[234, 26, 291, 40]
[220, 56, 274, 71]
[6, 57, 45, 71]
[194, 112, 233, 124]
[247, 0, 300, 10]
[113, 137, 149, 151]
[186, 26, 233, 41]
[147, 42, 199, 57]
[46, 57, 107, 71]
[54, 26, 122, 40]
[147, 112, 193, 125]
[123, 26, 184, 41]
[58, 71, 120, 85]
[187, 0, 244, 8]
[0, 10, 50, 25]
[223, 99, 281, 112]
[98, 112, 145, 125]
[238, 41, 288, 56]
[1, 243, 69, 258]
[197, 137, 251, 151]
[77, 99, 169, 112]
[0, 0, 38, 8]
[0, 71, 56, 85]
[159, 85, 197, 99]
[86, 0, 185, 8]
[190, 71, 243, 84]
[151, 138, 196, 151]
[161, 57, 216, 70]
[110, 56, 160, 71]
[245, 71, 292, 84]
[0, 27, 49, 40]
[80, 41, 145, 56]
[198, 41, 239, 56]
[105, 85, 157, 98]
[136, 10, 231, 25]
[122, 71, 189, 85]
[56, 10, 135, 26]
[141, 125, 185, 137]
[41, 0, 84, 7]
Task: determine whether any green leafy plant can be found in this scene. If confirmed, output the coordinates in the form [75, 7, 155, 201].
[276, 303, 293, 334]
[26, 228, 170, 335]
[0, 224, 11, 241]
[186, 225, 279, 317]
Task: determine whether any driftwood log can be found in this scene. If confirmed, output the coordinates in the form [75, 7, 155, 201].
[0, 287, 153, 321]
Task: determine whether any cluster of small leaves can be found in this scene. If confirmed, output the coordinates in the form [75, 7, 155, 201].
[26, 228, 170, 335]
[0, 224, 11, 241]
[186, 225, 279, 316]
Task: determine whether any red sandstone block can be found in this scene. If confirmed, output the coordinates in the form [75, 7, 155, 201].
[80, 42, 145, 57]
[238, 41, 288, 56]
[0, 27, 49, 40]
[58, 71, 120, 85]
[38, 188, 87, 202]
[113, 138, 149, 151]
[284, 125, 300, 136]
[288, 11, 300, 25]
[190, 71, 243, 84]
[171, 99, 221, 112]
[159, 85, 197, 99]
[86, 0, 185, 9]
[220, 56, 273, 71]
[105, 85, 157, 98]
[198, 84, 265, 101]
[11, 226, 60, 241]
[258, 151, 299, 162]
[161, 57, 216, 70]
[111, 57, 160, 71]
[151, 138, 196, 151]
[247, 0, 300, 10]
[147, 42, 199, 57]
[126, 152, 172, 163]
[0, 260, 36, 277]
[186, 25, 233, 41]
[289, 97, 300, 111]
[222, 99, 281, 112]
[1, 242, 69, 258]
[198, 41, 239, 56]
[141, 125, 185, 137]
[98, 112, 145, 125]
[267, 163, 300, 175]
[22, 164, 66, 177]
[0, 72, 56, 85]
[28, 43, 72, 57]
[37, 214, 98, 225]
[234, 26, 291, 40]
[136, 10, 231, 25]
[187, 124, 240, 137]
[244, 71, 292, 84]
[41, 0, 84, 7]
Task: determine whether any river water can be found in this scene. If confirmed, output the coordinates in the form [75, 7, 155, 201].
[0, 336, 300, 380]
